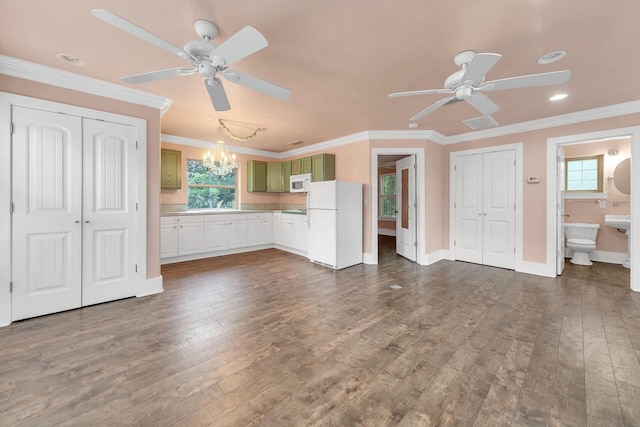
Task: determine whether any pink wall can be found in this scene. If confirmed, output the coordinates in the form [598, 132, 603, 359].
[425, 141, 444, 253]
[441, 114, 640, 264]
[1, 75, 162, 279]
[564, 137, 631, 253]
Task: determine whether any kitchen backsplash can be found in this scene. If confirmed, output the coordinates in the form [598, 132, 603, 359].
[160, 203, 306, 214]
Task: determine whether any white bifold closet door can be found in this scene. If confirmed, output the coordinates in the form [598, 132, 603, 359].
[454, 150, 516, 270]
[11, 106, 137, 321]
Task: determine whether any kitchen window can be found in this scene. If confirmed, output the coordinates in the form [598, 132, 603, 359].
[379, 173, 397, 219]
[186, 159, 236, 209]
[565, 155, 603, 193]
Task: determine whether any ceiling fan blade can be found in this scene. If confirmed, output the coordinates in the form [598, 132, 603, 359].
[205, 78, 230, 111]
[388, 88, 453, 98]
[483, 70, 570, 91]
[410, 96, 456, 121]
[91, 9, 196, 63]
[208, 26, 268, 67]
[121, 67, 196, 84]
[465, 92, 500, 115]
[461, 53, 502, 84]
[221, 70, 291, 100]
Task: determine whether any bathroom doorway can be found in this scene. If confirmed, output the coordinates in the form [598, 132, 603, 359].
[547, 127, 639, 291]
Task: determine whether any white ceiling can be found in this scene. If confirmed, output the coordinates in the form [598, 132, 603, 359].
[1, 0, 638, 152]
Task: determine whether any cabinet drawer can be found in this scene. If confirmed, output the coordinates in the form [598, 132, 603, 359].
[161, 216, 179, 225]
[174, 215, 204, 224]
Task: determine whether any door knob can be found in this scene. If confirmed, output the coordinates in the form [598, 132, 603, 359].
[85, 220, 90, 223]
[74, 220, 80, 223]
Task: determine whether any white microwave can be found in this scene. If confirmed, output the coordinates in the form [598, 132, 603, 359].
[290, 173, 311, 192]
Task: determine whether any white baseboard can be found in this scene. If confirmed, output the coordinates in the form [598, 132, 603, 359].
[137, 276, 164, 298]
[363, 252, 376, 264]
[589, 250, 628, 265]
[378, 228, 396, 237]
[420, 249, 452, 266]
[516, 260, 556, 277]
[161, 244, 275, 265]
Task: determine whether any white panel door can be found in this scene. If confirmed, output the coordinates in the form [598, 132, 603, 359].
[160, 224, 179, 258]
[204, 220, 228, 251]
[396, 155, 417, 261]
[454, 150, 515, 269]
[247, 219, 267, 246]
[228, 220, 248, 249]
[11, 106, 83, 320]
[82, 118, 137, 306]
[482, 150, 516, 269]
[556, 146, 566, 275]
[455, 154, 483, 264]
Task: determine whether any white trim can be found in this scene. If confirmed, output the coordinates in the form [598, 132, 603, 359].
[371, 148, 426, 265]
[137, 276, 164, 297]
[445, 101, 640, 144]
[518, 260, 556, 278]
[162, 134, 281, 159]
[420, 249, 452, 266]
[363, 252, 377, 264]
[0, 55, 173, 115]
[378, 228, 396, 237]
[449, 143, 524, 271]
[566, 250, 628, 265]
[564, 192, 607, 200]
[160, 244, 300, 265]
[547, 126, 640, 291]
[0, 92, 150, 326]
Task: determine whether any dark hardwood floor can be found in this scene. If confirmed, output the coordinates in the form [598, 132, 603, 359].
[1, 236, 638, 426]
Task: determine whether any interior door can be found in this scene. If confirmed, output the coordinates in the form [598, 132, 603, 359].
[454, 154, 484, 264]
[482, 150, 516, 269]
[557, 146, 566, 275]
[11, 106, 83, 321]
[81, 118, 138, 306]
[454, 150, 515, 269]
[396, 155, 417, 261]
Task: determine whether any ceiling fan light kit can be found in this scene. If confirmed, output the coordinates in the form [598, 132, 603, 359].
[389, 50, 570, 122]
[91, 9, 291, 112]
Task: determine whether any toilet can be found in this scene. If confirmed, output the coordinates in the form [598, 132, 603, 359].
[564, 223, 600, 266]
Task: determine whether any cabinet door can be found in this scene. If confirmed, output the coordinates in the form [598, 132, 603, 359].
[247, 160, 267, 192]
[282, 161, 292, 193]
[161, 148, 181, 189]
[228, 220, 248, 248]
[160, 225, 178, 258]
[204, 220, 228, 251]
[291, 159, 302, 175]
[301, 221, 308, 251]
[178, 222, 205, 255]
[273, 219, 284, 245]
[301, 157, 312, 174]
[267, 162, 283, 192]
[247, 219, 267, 246]
[289, 221, 303, 249]
[312, 154, 336, 182]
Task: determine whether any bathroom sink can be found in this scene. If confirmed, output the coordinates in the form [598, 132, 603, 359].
[604, 214, 631, 231]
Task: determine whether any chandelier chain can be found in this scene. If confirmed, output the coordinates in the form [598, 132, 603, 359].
[218, 119, 265, 141]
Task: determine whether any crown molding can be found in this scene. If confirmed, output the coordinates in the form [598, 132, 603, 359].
[444, 100, 640, 144]
[0, 55, 173, 116]
[161, 134, 281, 159]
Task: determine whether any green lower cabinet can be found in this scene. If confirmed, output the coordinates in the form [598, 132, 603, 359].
[301, 156, 312, 174]
[267, 162, 284, 192]
[282, 161, 292, 193]
[312, 153, 335, 182]
[247, 160, 267, 192]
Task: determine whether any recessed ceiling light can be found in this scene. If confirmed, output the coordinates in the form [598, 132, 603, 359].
[57, 53, 85, 66]
[537, 51, 566, 64]
[549, 93, 568, 101]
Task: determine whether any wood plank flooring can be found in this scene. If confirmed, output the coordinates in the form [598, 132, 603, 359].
[1, 236, 638, 426]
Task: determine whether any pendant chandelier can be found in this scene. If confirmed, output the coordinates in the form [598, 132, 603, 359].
[203, 127, 238, 176]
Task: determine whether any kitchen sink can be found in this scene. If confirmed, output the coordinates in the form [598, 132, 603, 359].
[604, 214, 631, 231]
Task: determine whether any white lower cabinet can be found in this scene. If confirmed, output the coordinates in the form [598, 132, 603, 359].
[273, 213, 308, 252]
[177, 216, 205, 256]
[161, 213, 274, 263]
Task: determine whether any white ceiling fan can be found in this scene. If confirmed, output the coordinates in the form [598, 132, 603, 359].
[389, 50, 570, 121]
[91, 9, 292, 112]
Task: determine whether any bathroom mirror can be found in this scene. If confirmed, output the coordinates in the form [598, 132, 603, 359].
[613, 158, 631, 195]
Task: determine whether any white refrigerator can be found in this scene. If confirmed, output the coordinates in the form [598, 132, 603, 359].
[308, 180, 363, 269]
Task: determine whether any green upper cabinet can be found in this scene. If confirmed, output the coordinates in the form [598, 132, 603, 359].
[247, 160, 267, 192]
[267, 162, 283, 192]
[161, 148, 181, 190]
[282, 161, 292, 193]
[312, 153, 335, 182]
[291, 159, 302, 175]
[301, 156, 313, 174]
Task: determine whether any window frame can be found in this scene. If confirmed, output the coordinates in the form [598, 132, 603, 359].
[564, 154, 604, 193]
[379, 173, 397, 220]
[186, 158, 238, 209]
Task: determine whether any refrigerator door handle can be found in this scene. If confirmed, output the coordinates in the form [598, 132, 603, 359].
[306, 194, 310, 225]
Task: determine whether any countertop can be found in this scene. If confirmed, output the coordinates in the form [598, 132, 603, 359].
[161, 209, 307, 217]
